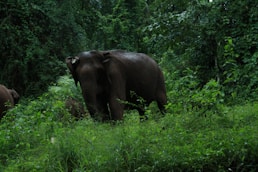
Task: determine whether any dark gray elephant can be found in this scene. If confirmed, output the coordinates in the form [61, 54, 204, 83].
[0, 84, 20, 119]
[66, 50, 167, 121]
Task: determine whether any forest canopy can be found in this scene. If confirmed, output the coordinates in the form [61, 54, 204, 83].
[0, 0, 257, 102]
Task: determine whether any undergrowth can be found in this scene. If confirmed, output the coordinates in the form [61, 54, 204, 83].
[0, 76, 257, 172]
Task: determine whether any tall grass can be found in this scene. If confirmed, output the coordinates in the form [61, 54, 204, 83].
[0, 76, 257, 171]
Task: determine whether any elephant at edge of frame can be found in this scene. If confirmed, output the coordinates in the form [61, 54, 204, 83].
[66, 50, 167, 121]
[0, 84, 20, 119]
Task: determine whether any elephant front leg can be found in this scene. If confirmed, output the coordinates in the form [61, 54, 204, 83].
[106, 67, 126, 120]
[109, 95, 125, 120]
[108, 83, 126, 120]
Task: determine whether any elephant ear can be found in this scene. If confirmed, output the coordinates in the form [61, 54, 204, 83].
[100, 52, 113, 84]
[66, 56, 80, 86]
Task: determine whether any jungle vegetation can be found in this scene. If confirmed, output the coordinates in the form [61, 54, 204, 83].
[0, 0, 257, 171]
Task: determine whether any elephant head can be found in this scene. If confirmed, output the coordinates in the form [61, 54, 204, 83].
[66, 51, 110, 120]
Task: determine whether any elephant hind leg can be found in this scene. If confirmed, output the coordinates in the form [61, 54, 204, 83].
[158, 102, 166, 115]
[156, 92, 167, 115]
[109, 94, 125, 120]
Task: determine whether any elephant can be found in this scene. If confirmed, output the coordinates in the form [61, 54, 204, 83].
[65, 97, 87, 120]
[66, 50, 167, 121]
[0, 84, 20, 119]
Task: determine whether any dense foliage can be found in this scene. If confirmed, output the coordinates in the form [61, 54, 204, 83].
[0, 0, 257, 171]
[1, 0, 257, 100]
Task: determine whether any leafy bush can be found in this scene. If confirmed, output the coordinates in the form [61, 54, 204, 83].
[164, 63, 224, 116]
[0, 76, 81, 169]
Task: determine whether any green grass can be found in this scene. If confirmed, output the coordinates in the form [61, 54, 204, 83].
[0, 76, 257, 172]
